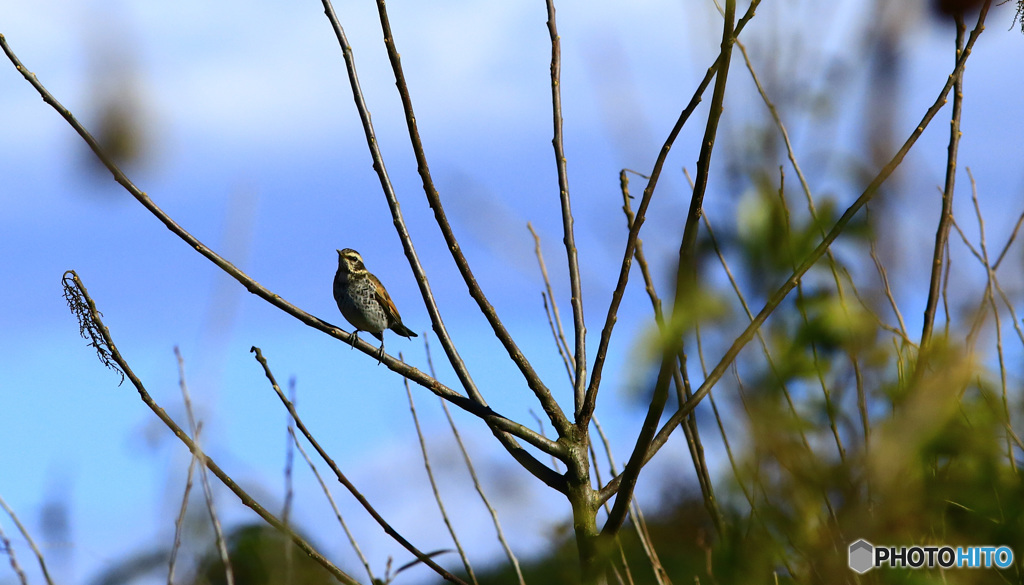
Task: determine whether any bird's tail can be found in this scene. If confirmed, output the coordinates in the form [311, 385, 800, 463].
[391, 322, 418, 338]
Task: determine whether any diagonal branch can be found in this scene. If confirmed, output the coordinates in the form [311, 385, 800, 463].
[578, 0, 763, 428]
[545, 0, 588, 418]
[251, 346, 468, 585]
[600, 0, 737, 536]
[334, 0, 571, 436]
[317, 0, 485, 407]
[0, 32, 563, 467]
[318, 5, 562, 490]
[0, 497, 52, 585]
[0, 512, 30, 585]
[620, 170, 721, 534]
[921, 12, 966, 349]
[597, 0, 994, 503]
[59, 271, 362, 585]
[403, 375, 478, 585]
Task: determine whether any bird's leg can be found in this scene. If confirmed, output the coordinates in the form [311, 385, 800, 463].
[376, 341, 385, 365]
[349, 330, 359, 350]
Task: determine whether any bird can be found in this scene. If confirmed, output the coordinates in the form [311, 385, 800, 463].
[333, 248, 417, 361]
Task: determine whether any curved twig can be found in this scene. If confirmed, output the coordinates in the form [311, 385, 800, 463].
[176, 349, 235, 585]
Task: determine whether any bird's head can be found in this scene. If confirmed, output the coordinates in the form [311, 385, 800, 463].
[337, 248, 366, 274]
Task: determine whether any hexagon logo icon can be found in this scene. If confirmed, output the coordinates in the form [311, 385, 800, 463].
[849, 539, 874, 574]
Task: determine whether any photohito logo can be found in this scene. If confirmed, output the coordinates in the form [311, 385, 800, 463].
[848, 539, 1014, 573]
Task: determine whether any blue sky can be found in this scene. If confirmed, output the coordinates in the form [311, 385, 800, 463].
[2, 0, 1023, 584]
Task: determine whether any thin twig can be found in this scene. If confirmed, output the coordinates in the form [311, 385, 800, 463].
[425, 336, 528, 585]
[852, 353, 870, 449]
[942, 238, 953, 338]
[529, 222, 575, 379]
[732, 25, 851, 313]
[773, 171, 847, 463]
[838, 264, 917, 347]
[544, 0, 588, 418]
[176, 347, 235, 585]
[868, 223, 911, 341]
[250, 346, 468, 585]
[289, 429, 375, 584]
[439, 400, 527, 585]
[282, 377, 297, 585]
[965, 169, 1016, 472]
[619, 169, 722, 535]
[592, 419, 666, 585]
[992, 209, 1024, 270]
[618, 170, 663, 325]
[167, 452, 198, 585]
[0, 513, 30, 585]
[542, 292, 576, 386]
[403, 370, 478, 585]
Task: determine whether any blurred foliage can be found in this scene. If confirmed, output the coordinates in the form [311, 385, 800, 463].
[511, 126, 1024, 582]
[189, 524, 337, 585]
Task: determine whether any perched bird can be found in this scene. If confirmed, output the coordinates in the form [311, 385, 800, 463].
[333, 248, 417, 360]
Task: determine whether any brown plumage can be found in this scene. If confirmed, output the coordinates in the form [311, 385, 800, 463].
[333, 248, 417, 359]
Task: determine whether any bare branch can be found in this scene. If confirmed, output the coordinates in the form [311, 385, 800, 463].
[0, 498, 45, 585]
[440, 400, 527, 585]
[425, 337, 528, 585]
[529, 222, 576, 382]
[619, 170, 721, 534]
[250, 346, 468, 585]
[579, 0, 763, 427]
[289, 429, 376, 584]
[322, 0, 570, 435]
[922, 13, 967, 348]
[601, 0, 738, 537]
[176, 348, 235, 585]
[167, 451, 197, 585]
[0, 33, 568, 451]
[544, 0, 588, 418]
[403, 372, 478, 585]
[57, 271, 359, 585]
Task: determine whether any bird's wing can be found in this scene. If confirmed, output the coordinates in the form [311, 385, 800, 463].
[369, 273, 403, 322]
